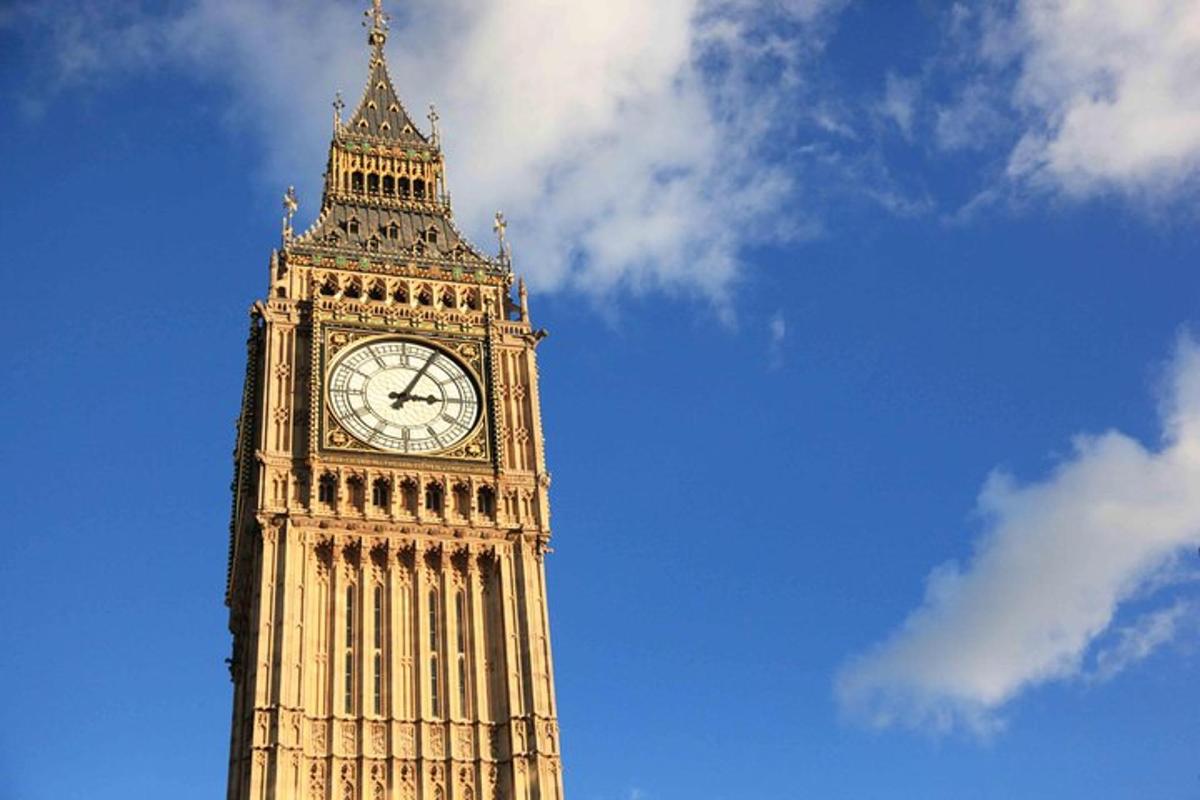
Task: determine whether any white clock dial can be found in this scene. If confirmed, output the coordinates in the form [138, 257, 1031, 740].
[327, 338, 480, 454]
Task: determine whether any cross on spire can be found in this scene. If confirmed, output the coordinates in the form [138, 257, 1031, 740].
[364, 0, 389, 47]
[428, 104, 440, 146]
[332, 91, 344, 132]
[281, 186, 299, 244]
[493, 211, 511, 263]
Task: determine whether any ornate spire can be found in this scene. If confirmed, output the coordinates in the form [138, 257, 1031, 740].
[288, 0, 505, 276]
[341, 0, 424, 144]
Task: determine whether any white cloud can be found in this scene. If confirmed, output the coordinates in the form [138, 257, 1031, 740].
[934, 80, 1008, 153]
[768, 310, 786, 368]
[14, 0, 844, 305]
[994, 0, 1200, 198]
[836, 335, 1200, 734]
[879, 72, 919, 138]
[1086, 600, 1192, 684]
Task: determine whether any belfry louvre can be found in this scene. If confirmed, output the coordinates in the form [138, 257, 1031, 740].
[223, 3, 565, 798]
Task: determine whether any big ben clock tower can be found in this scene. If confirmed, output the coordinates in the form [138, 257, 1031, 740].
[224, 4, 564, 799]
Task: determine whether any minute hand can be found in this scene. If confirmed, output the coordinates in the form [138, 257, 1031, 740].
[397, 354, 438, 400]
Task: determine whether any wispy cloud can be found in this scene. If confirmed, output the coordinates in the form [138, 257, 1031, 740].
[768, 310, 787, 368]
[1085, 600, 1193, 685]
[836, 335, 1200, 735]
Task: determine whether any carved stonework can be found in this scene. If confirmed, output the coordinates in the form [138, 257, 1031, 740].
[454, 725, 473, 758]
[429, 724, 445, 758]
[371, 721, 386, 755]
[396, 723, 415, 757]
[312, 720, 328, 753]
[341, 720, 356, 754]
[310, 761, 326, 797]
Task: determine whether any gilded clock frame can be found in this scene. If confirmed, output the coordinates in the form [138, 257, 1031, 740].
[316, 323, 494, 466]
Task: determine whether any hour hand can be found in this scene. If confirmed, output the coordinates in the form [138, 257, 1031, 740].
[387, 390, 408, 409]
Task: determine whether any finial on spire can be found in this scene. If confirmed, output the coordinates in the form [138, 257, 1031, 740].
[518, 277, 530, 323]
[364, 0, 389, 48]
[332, 91, 344, 133]
[428, 103, 440, 146]
[493, 211, 511, 265]
[282, 186, 299, 244]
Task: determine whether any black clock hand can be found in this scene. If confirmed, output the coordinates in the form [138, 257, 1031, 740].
[390, 354, 439, 408]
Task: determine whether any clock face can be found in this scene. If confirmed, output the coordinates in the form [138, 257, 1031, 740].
[327, 338, 481, 454]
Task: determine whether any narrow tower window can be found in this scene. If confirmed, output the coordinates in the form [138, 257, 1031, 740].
[456, 589, 469, 715]
[400, 479, 418, 514]
[428, 588, 441, 716]
[476, 486, 496, 519]
[318, 473, 337, 505]
[424, 482, 443, 514]
[382, 175, 395, 196]
[344, 585, 355, 714]
[373, 584, 384, 715]
[453, 483, 470, 518]
[371, 478, 390, 509]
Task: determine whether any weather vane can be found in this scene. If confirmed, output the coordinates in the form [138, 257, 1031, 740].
[493, 211, 511, 263]
[282, 186, 299, 244]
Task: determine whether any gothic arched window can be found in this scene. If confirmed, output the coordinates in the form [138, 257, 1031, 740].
[318, 473, 337, 505]
[346, 474, 365, 510]
[373, 584, 384, 714]
[400, 479, 418, 515]
[382, 175, 395, 196]
[344, 585, 356, 713]
[424, 482, 443, 514]
[455, 589, 469, 715]
[428, 589, 441, 717]
[476, 486, 496, 519]
[453, 483, 469, 517]
[371, 477, 390, 508]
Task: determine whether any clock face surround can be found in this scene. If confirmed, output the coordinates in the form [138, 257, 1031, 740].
[326, 338, 481, 454]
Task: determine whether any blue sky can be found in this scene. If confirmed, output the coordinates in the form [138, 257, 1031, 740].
[2, 1, 1199, 798]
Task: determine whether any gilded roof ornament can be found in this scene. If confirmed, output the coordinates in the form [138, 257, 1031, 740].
[364, 0, 389, 48]
[493, 211, 512, 265]
[332, 91, 345, 133]
[428, 104, 440, 147]
[282, 186, 298, 244]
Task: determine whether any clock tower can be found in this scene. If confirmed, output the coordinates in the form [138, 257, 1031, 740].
[224, 5, 564, 799]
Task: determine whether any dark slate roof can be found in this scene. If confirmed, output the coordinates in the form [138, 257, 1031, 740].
[297, 202, 494, 266]
[345, 47, 427, 145]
